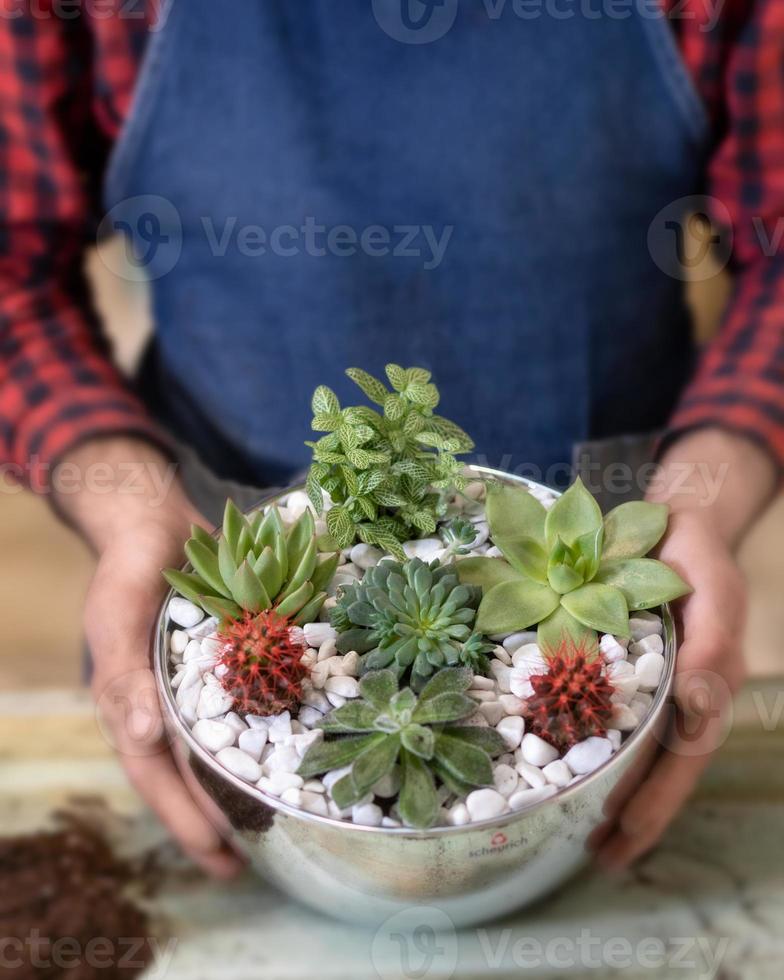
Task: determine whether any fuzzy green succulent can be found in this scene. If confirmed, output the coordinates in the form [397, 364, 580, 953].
[458, 479, 691, 650]
[297, 668, 505, 828]
[163, 499, 338, 626]
[305, 365, 474, 558]
[439, 517, 478, 559]
[330, 557, 487, 690]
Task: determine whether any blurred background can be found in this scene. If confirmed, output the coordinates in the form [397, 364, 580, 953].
[1, 243, 782, 689]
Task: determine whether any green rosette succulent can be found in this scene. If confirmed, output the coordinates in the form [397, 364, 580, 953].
[305, 364, 474, 558]
[330, 557, 487, 689]
[297, 668, 505, 828]
[163, 499, 339, 626]
[458, 479, 691, 650]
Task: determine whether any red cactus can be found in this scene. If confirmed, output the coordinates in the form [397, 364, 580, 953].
[217, 610, 307, 716]
[525, 639, 615, 752]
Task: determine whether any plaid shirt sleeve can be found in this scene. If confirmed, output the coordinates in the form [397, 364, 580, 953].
[0, 3, 170, 492]
[2, 3, 784, 491]
[665, 0, 784, 467]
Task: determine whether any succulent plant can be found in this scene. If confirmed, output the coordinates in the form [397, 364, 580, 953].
[525, 638, 615, 751]
[330, 557, 487, 690]
[439, 517, 478, 560]
[305, 365, 474, 558]
[458, 479, 690, 650]
[217, 610, 308, 716]
[163, 499, 339, 626]
[297, 668, 505, 827]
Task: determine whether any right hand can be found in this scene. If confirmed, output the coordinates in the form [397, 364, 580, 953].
[56, 437, 244, 878]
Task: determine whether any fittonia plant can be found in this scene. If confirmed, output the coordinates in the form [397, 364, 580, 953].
[305, 365, 474, 558]
[330, 557, 489, 690]
[457, 479, 690, 650]
[163, 499, 338, 625]
[297, 668, 505, 828]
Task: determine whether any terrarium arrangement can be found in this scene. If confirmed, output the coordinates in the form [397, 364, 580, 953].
[162, 365, 690, 829]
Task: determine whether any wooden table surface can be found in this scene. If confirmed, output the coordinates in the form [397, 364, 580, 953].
[1, 683, 783, 979]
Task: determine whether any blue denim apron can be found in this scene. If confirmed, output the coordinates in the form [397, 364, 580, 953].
[105, 0, 708, 491]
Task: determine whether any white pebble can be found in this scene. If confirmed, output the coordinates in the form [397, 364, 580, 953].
[470, 689, 499, 703]
[629, 612, 662, 641]
[607, 660, 635, 678]
[187, 616, 219, 640]
[310, 662, 329, 689]
[263, 771, 304, 795]
[470, 675, 496, 691]
[600, 634, 627, 663]
[630, 633, 664, 658]
[502, 631, 538, 653]
[284, 490, 312, 519]
[302, 779, 325, 793]
[325, 676, 360, 698]
[223, 711, 249, 735]
[183, 639, 205, 663]
[492, 764, 519, 797]
[447, 803, 470, 826]
[298, 706, 325, 728]
[630, 693, 653, 722]
[508, 785, 557, 810]
[279, 788, 303, 807]
[610, 675, 641, 704]
[607, 729, 622, 751]
[511, 643, 547, 673]
[508, 672, 534, 700]
[465, 788, 509, 821]
[542, 759, 572, 787]
[326, 692, 346, 709]
[168, 597, 204, 629]
[322, 766, 352, 794]
[304, 622, 337, 648]
[318, 637, 338, 661]
[192, 719, 235, 753]
[170, 630, 189, 655]
[267, 711, 292, 741]
[350, 543, 384, 569]
[286, 730, 323, 757]
[492, 645, 512, 666]
[489, 660, 512, 692]
[520, 733, 559, 767]
[216, 747, 261, 782]
[609, 704, 638, 731]
[301, 791, 329, 816]
[373, 767, 401, 799]
[381, 816, 402, 828]
[265, 745, 300, 774]
[563, 737, 613, 774]
[496, 716, 526, 749]
[515, 759, 547, 789]
[196, 683, 233, 720]
[238, 727, 268, 760]
[352, 802, 384, 826]
[245, 714, 270, 731]
[402, 537, 443, 561]
[635, 652, 665, 691]
[478, 702, 506, 726]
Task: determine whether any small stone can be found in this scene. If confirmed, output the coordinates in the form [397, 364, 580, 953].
[238, 727, 268, 760]
[304, 623, 337, 648]
[170, 630, 189, 655]
[515, 759, 547, 789]
[498, 694, 526, 717]
[309, 662, 330, 689]
[352, 802, 384, 826]
[325, 676, 360, 698]
[629, 612, 662, 641]
[259, 771, 304, 796]
[317, 638, 338, 661]
[511, 643, 547, 673]
[470, 675, 496, 691]
[508, 671, 534, 700]
[216, 747, 262, 782]
[192, 719, 235, 753]
[267, 713, 293, 742]
[542, 759, 572, 787]
[635, 652, 665, 691]
[183, 639, 205, 663]
[301, 687, 331, 712]
[447, 803, 470, 826]
[279, 787, 303, 807]
[520, 733, 559, 767]
[187, 616, 219, 640]
[607, 729, 622, 751]
[496, 715, 525, 749]
[462, 712, 489, 728]
[609, 704, 638, 731]
[265, 745, 300, 774]
[600, 634, 627, 663]
[286, 730, 323, 757]
[563, 737, 613, 775]
[168, 597, 204, 629]
[284, 490, 312, 519]
[610, 675, 641, 704]
[402, 537, 443, 561]
[489, 660, 512, 692]
[373, 767, 401, 799]
[298, 706, 325, 728]
[196, 683, 233, 720]
[465, 788, 508, 821]
[492, 763, 519, 797]
[478, 702, 506, 726]
[492, 645, 512, 666]
[350, 543, 384, 569]
[607, 660, 635, 678]
[301, 792, 329, 816]
[224, 712, 249, 735]
[502, 631, 538, 653]
[630, 633, 664, 658]
[245, 715, 270, 731]
[463, 480, 486, 501]
[630, 694, 653, 722]
[382, 816, 402, 828]
[328, 652, 360, 677]
[302, 779, 325, 793]
[326, 692, 346, 708]
[508, 785, 557, 810]
[470, 689, 499, 703]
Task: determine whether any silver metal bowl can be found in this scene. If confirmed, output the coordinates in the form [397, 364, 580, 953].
[153, 468, 676, 927]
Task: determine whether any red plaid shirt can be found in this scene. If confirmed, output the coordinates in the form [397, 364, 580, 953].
[2, 1, 784, 489]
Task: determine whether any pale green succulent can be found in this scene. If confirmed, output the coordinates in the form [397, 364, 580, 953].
[163, 499, 338, 625]
[457, 479, 691, 650]
[297, 668, 505, 828]
[330, 557, 485, 690]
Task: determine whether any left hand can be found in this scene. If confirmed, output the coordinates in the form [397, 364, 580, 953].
[592, 505, 747, 870]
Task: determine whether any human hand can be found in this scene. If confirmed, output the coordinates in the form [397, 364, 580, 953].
[55, 438, 244, 878]
[592, 427, 774, 871]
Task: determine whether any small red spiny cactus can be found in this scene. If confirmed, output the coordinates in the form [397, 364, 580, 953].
[525, 639, 615, 752]
[217, 610, 307, 716]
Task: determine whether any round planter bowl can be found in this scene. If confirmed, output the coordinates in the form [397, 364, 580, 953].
[153, 467, 676, 927]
